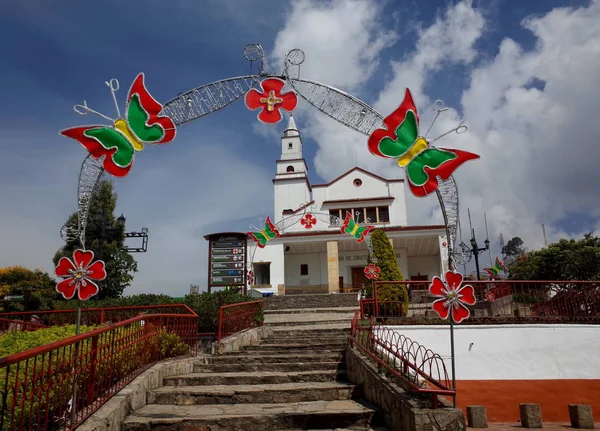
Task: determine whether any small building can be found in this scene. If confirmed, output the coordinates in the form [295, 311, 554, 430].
[250, 116, 449, 295]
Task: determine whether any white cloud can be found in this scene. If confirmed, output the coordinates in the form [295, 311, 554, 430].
[271, 0, 600, 271]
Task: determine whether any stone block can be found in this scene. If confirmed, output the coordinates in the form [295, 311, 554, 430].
[519, 403, 543, 428]
[467, 405, 488, 428]
[569, 404, 595, 429]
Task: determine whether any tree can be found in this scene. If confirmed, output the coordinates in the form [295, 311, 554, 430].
[501, 236, 526, 265]
[369, 229, 408, 315]
[508, 233, 600, 281]
[0, 266, 57, 312]
[53, 180, 138, 299]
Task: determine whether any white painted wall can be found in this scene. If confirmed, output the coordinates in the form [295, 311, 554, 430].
[284, 252, 325, 287]
[406, 255, 440, 280]
[380, 324, 600, 380]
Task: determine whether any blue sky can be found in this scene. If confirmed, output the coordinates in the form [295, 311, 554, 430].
[1, 0, 598, 295]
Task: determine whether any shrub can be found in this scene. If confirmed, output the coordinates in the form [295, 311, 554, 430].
[369, 229, 408, 316]
[183, 291, 259, 334]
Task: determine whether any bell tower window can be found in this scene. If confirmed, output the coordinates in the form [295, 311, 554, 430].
[286, 165, 295, 172]
[288, 142, 293, 149]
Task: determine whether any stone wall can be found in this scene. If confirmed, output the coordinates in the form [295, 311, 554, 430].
[345, 346, 465, 431]
[212, 326, 273, 354]
[264, 292, 359, 310]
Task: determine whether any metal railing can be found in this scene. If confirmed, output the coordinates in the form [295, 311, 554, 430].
[0, 304, 195, 329]
[361, 280, 600, 323]
[217, 300, 264, 341]
[0, 310, 198, 430]
[349, 311, 455, 408]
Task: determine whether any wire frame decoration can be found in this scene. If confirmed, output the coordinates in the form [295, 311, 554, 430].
[60, 43, 479, 275]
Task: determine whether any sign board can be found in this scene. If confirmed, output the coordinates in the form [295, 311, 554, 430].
[3, 295, 24, 302]
[204, 232, 248, 294]
[189, 284, 200, 295]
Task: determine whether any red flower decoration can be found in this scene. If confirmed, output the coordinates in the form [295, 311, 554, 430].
[245, 78, 298, 123]
[485, 291, 495, 302]
[54, 249, 106, 300]
[248, 270, 255, 286]
[300, 214, 317, 229]
[364, 263, 381, 280]
[429, 271, 476, 323]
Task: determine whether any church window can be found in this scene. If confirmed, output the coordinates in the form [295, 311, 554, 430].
[329, 209, 340, 224]
[378, 206, 390, 223]
[353, 178, 362, 187]
[288, 142, 293, 149]
[354, 208, 365, 223]
[366, 207, 377, 223]
[286, 165, 295, 172]
[300, 264, 308, 276]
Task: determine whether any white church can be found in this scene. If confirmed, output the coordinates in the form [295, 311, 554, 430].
[250, 116, 449, 296]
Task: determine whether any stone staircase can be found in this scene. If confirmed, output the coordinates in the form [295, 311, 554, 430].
[122, 306, 387, 430]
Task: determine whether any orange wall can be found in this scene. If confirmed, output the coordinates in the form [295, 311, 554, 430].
[455, 380, 600, 422]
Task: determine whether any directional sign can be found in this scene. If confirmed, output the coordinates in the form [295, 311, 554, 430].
[205, 232, 248, 293]
[3, 295, 24, 302]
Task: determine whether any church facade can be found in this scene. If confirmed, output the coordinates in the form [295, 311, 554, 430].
[250, 116, 449, 295]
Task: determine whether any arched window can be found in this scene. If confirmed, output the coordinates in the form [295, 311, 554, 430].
[286, 165, 295, 172]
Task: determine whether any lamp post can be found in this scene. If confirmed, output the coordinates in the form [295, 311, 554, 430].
[469, 229, 490, 280]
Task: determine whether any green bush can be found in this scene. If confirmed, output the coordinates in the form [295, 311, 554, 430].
[53, 293, 175, 310]
[183, 291, 260, 334]
[0, 324, 97, 358]
[369, 229, 408, 316]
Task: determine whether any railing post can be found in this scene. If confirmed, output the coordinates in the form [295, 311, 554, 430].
[100, 309, 105, 325]
[87, 335, 98, 405]
[217, 307, 223, 342]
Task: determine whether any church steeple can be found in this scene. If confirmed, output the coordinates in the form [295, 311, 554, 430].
[273, 114, 311, 222]
[280, 114, 302, 160]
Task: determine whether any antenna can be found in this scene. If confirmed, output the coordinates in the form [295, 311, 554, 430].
[542, 223, 548, 246]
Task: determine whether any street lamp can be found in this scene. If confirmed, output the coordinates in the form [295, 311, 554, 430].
[470, 229, 490, 280]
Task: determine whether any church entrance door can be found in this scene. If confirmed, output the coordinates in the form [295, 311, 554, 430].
[351, 267, 369, 291]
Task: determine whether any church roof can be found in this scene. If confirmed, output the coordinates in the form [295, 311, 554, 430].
[312, 166, 404, 188]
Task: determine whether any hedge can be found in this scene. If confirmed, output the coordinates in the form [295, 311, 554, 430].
[53, 291, 262, 335]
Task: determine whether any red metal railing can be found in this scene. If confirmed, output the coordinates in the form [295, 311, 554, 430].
[0, 310, 198, 431]
[217, 300, 263, 341]
[0, 304, 195, 329]
[349, 311, 455, 408]
[361, 280, 600, 323]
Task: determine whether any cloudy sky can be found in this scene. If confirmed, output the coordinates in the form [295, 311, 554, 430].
[1, 0, 598, 296]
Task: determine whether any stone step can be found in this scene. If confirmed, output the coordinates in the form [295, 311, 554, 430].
[272, 326, 351, 337]
[149, 382, 359, 405]
[163, 370, 346, 386]
[195, 361, 344, 373]
[265, 313, 354, 326]
[264, 306, 358, 315]
[267, 336, 349, 344]
[206, 353, 344, 364]
[122, 400, 378, 430]
[239, 347, 346, 355]
[243, 341, 347, 351]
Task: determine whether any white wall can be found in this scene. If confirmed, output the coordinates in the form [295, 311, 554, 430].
[338, 249, 407, 286]
[406, 255, 440, 280]
[284, 252, 325, 287]
[380, 324, 600, 380]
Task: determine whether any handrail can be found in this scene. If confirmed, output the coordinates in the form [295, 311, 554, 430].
[349, 311, 455, 408]
[217, 300, 263, 341]
[0, 310, 198, 430]
[0, 303, 196, 318]
[0, 312, 196, 367]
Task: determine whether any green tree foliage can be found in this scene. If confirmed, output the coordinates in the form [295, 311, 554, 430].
[0, 266, 58, 312]
[509, 233, 600, 281]
[501, 236, 527, 268]
[369, 229, 408, 315]
[53, 180, 138, 299]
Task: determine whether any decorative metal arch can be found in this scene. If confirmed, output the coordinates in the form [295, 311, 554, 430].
[62, 43, 473, 274]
